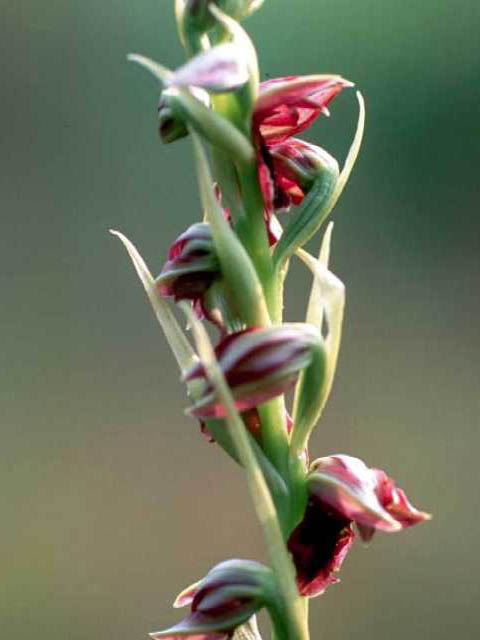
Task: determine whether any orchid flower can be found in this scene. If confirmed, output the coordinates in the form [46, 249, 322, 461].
[288, 455, 431, 597]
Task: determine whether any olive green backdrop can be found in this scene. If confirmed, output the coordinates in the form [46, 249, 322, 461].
[1, 1, 479, 638]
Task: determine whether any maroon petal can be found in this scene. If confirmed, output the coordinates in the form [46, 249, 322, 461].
[288, 496, 355, 597]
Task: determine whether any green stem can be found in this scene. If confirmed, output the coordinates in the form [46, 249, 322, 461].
[258, 397, 290, 488]
[234, 160, 277, 318]
[232, 161, 293, 507]
[210, 147, 245, 224]
[183, 304, 309, 640]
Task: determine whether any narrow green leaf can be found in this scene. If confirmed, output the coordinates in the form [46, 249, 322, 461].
[110, 230, 197, 375]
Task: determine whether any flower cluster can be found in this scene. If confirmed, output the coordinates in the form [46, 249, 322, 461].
[115, 3, 431, 640]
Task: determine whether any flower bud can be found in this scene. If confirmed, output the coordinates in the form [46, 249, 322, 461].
[151, 559, 275, 640]
[184, 324, 320, 418]
[156, 223, 220, 302]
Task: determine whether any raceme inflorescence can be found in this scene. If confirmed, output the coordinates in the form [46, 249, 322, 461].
[111, 3, 430, 640]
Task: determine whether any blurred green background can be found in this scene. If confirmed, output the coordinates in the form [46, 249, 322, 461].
[1, 0, 479, 638]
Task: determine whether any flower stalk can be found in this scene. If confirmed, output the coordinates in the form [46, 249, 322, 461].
[112, 3, 431, 640]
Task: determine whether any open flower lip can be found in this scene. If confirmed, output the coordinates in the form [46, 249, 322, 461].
[287, 495, 355, 598]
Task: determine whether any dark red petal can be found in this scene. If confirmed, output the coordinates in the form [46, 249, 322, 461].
[288, 496, 355, 597]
